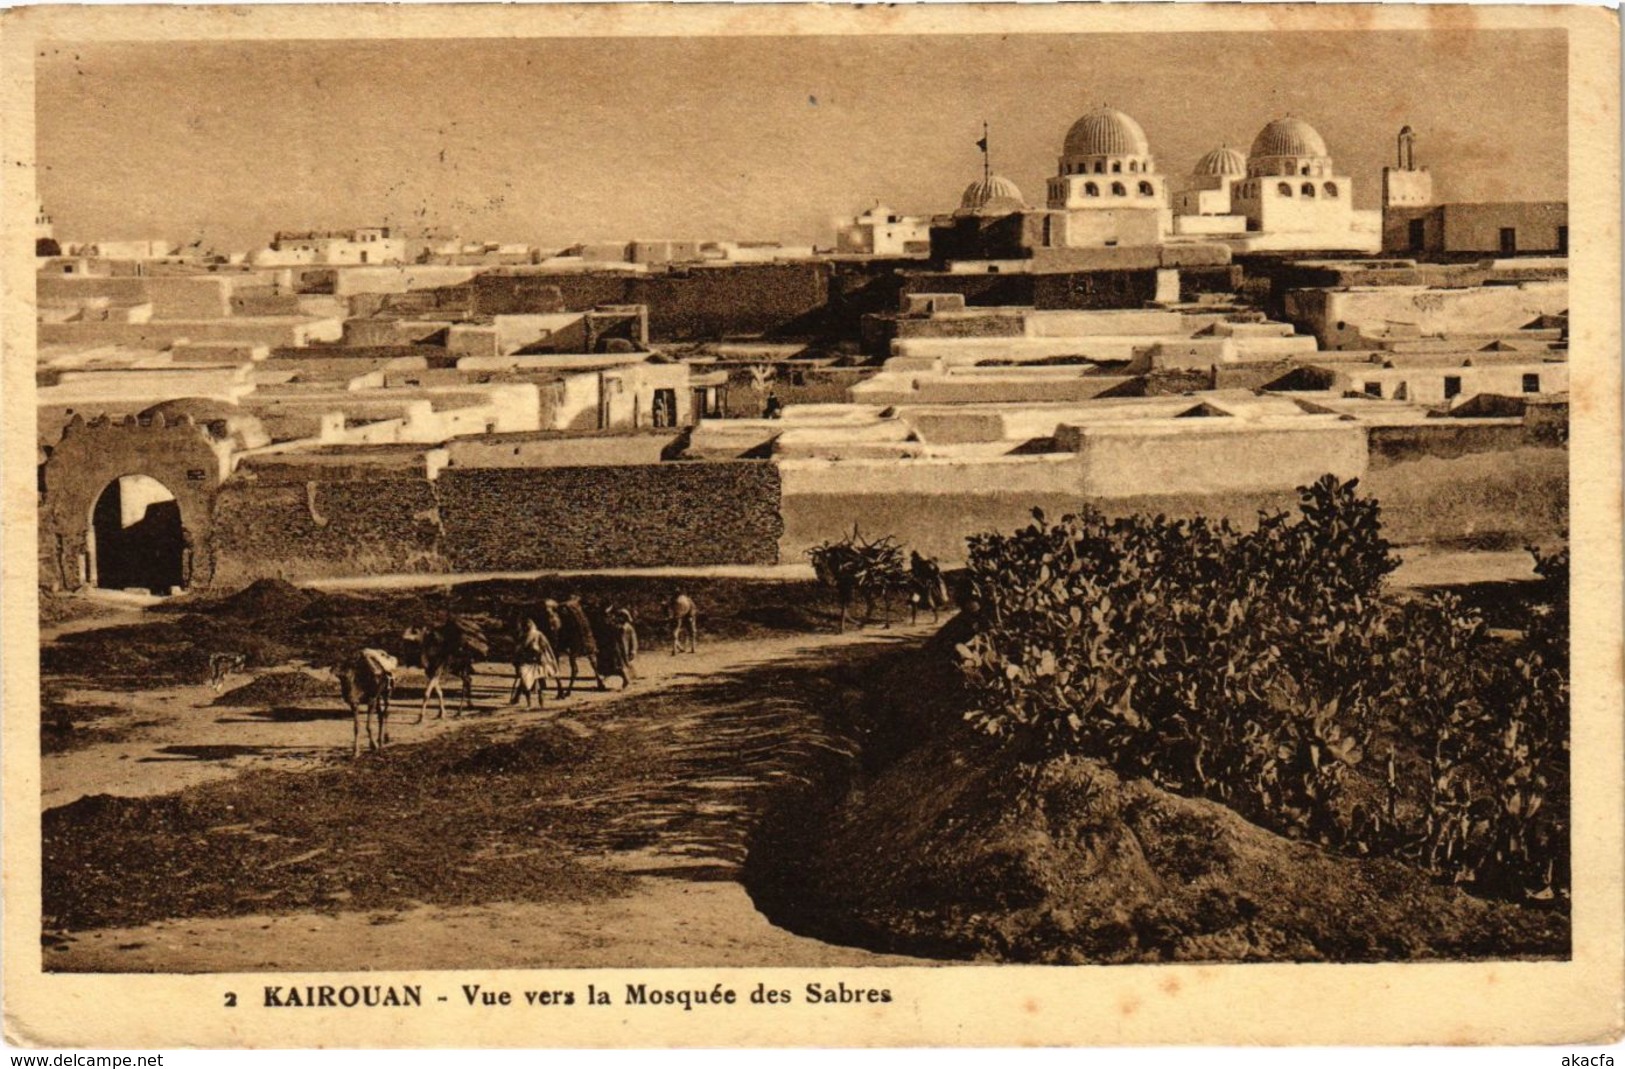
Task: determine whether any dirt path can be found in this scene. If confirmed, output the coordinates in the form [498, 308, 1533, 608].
[44, 622, 942, 971]
[43, 625, 921, 810]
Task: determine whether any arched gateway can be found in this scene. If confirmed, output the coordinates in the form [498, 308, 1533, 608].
[38, 412, 232, 594]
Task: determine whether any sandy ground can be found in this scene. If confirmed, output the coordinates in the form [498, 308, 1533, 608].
[45, 885, 928, 972]
[42, 623, 922, 809]
[41, 616, 942, 971]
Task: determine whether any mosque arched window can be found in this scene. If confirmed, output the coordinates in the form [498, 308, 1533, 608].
[1094, 161, 1105, 174]
[1302, 183, 1316, 198]
[1128, 161, 1139, 173]
[1323, 182, 1340, 198]
[1084, 182, 1100, 198]
[1138, 181, 1154, 197]
[1301, 165, 1313, 176]
[1111, 182, 1127, 197]
[1111, 161, 1122, 173]
[1277, 182, 1294, 197]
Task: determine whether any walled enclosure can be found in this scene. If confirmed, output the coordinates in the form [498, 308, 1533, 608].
[38, 414, 228, 592]
[209, 457, 447, 587]
[437, 462, 783, 572]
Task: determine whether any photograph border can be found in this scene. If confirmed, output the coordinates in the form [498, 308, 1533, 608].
[3, 2, 1620, 1049]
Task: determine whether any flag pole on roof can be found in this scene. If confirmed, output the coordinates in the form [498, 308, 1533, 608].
[975, 121, 990, 185]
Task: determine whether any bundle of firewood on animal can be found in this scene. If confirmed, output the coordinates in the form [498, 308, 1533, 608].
[400, 613, 490, 721]
[807, 526, 912, 632]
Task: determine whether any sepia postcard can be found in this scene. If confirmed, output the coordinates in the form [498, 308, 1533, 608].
[2, 2, 1620, 1051]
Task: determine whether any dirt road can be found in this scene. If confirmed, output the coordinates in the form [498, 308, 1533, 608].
[43, 620, 940, 971]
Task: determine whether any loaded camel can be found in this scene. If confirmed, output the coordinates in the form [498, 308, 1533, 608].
[401, 614, 489, 722]
[542, 595, 604, 696]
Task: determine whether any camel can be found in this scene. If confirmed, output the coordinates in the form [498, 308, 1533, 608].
[336, 648, 397, 758]
[543, 596, 603, 696]
[402, 615, 488, 722]
[670, 593, 698, 654]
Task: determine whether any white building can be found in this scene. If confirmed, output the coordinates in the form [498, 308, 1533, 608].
[250, 227, 407, 267]
[835, 203, 932, 256]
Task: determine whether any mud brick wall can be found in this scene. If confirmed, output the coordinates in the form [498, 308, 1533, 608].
[1368, 423, 1537, 466]
[437, 462, 782, 571]
[1033, 269, 1160, 310]
[210, 475, 447, 587]
[471, 265, 840, 342]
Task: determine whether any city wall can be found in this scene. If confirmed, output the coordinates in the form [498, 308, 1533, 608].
[470, 264, 839, 342]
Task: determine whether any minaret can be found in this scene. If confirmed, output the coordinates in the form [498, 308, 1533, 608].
[1382, 124, 1433, 209]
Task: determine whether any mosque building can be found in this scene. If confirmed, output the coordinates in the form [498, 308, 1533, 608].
[1218, 117, 1381, 252]
[1169, 146, 1247, 236]
[931, 107, 1382, 266]
[1038, 107, 1172, 248]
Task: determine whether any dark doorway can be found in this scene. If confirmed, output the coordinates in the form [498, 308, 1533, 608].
[1499, 228, 1518, 255]
[651, 388, 678, 428]
[90, 475, 185, 594]
[1408, 218, 1426, 252]
[1557, 226, 1568, 255]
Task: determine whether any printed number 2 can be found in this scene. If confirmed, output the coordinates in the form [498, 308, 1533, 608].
[224, 992, 237, 1007]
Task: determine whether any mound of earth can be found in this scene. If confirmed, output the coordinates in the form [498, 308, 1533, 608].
[753, 735, 1568, 964]
[43, 617, 297, 688]
[196, 579, 316, 621]
[213, 670, 335, 707]
[745, 631, 1568, 965]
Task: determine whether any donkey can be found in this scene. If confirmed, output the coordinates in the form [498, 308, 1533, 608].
[336, 648, 397, 758]
[907, 552, 951, 625]
[670, 592, 698, 655]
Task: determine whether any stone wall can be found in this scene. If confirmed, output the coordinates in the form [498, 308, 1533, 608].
[210, 470, 447, 587]
[1363, 445, 1567, 549]
[1368, 422, 1537, 466]
[470, 264, 838, 342]
[437, 461, 782, 571]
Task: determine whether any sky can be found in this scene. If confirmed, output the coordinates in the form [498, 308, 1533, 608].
[34, 30, 1567, 253]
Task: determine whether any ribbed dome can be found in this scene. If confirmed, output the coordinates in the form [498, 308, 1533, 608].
[1194, 146, 1247, 177]
[1062, 108, 1150, 158]
[1250, 117, 1329, 159]
[959, 174, 1026, 213]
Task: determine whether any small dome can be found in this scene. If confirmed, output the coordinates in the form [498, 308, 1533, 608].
[959, 174, 1026, 214]
[1250, 117, 1329, 159]
[1062, 108, 1150, 158]
[1193, 146, 1246, 177]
